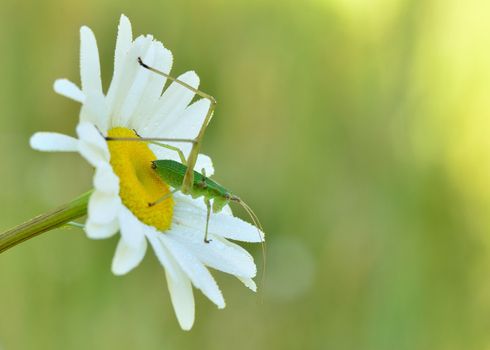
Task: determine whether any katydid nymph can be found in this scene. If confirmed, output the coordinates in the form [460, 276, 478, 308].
[104, 57, 265, 249]
[150, 159, 263, 245]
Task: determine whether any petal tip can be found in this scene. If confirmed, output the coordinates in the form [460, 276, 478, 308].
[179, 70, 200, 87]
[120, 13, 130, 23]
[111, 264, 128, 276]
[53, 79, 85, 103]
[80, 25, 93, 36]
[178, 317, 195, 331]
[29, 132, 79, 152]
[118, 14, 132, 34]
[29, 133, 41, 150]
[85, 219, 119, 240]
[53, 79, 62, 92]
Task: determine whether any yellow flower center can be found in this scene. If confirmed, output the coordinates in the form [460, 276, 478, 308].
[107, 127, 173, 231]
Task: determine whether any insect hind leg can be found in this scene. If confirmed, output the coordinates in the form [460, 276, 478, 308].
[138, 57, 217, 195]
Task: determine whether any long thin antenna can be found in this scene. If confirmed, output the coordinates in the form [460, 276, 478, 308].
[234, 198, 267, 293]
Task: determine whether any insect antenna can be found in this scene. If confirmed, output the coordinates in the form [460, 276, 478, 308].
[232, 197, 267, 293]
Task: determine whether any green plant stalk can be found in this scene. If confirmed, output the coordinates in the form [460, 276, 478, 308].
[0, 191, 92, 254]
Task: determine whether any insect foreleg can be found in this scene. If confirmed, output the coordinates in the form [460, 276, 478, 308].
[138, 57, 217, 195]
[148, 188, 179, 207]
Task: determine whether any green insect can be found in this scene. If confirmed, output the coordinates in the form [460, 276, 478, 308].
[105, 57, 264, 246]
[151, 159, 262, 244]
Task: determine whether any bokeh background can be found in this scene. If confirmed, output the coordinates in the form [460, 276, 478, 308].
[1, 0, 489, 349]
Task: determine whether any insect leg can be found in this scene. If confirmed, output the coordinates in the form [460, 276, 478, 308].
[204, 198, 212, 244]
[100, 123, 190, 165]
[148, 141, 187, 165]
[148, 188, 179, 207]
[198, 168, 208, 187]
[105, 135, 190, 165]
[138, 57, 217, 195]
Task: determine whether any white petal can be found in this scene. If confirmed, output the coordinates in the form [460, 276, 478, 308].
[169, 225, 256, 278]
[172, 191, 208, 212]
[222, 204, 233, 216]
[165, 98, 211, 140]
[77, 122, 110, 167]
[160, 235, 225, 308]
[85, 218, 119, 239]
[30, 132, 78, 152]
[146, 230, 195, 330]
[76, 121, 107, 148]
[209, 212, 265, 242]
[112, 235, 147, 275]
[130, 42, 173, 130]
[106, 15, 133, 117]
[194, 154, 214, 176]
[78, 142, 108, 167]
[88, 191, 120, 224]
[148, 71, 200, 136]
[109, 35, 153, 126]
[80, 26, 102, 95]
[79, 92, 110, 131]
[147, 229, 180, 280]
[113, 14, 133, 83]
[118, 206, 145, 248]
[94, 162, 119, 194]
[236, 276, 257, 292]
[165, 267, 195, 331]
[118, 42, 156, 126]
[53, 79, 85, 103]
[106, 15, 132, 113]
[172, 194, 264, 242]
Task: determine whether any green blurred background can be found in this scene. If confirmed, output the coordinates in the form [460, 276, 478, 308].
[1, 0, 489, 349]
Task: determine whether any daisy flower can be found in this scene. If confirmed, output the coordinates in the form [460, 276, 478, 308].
[29, 14, 264, 330]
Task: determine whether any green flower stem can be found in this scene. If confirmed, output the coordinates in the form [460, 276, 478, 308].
[0, 191, 92, 254]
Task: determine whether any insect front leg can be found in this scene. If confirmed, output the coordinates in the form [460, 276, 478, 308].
[148, 188, 179, 207]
